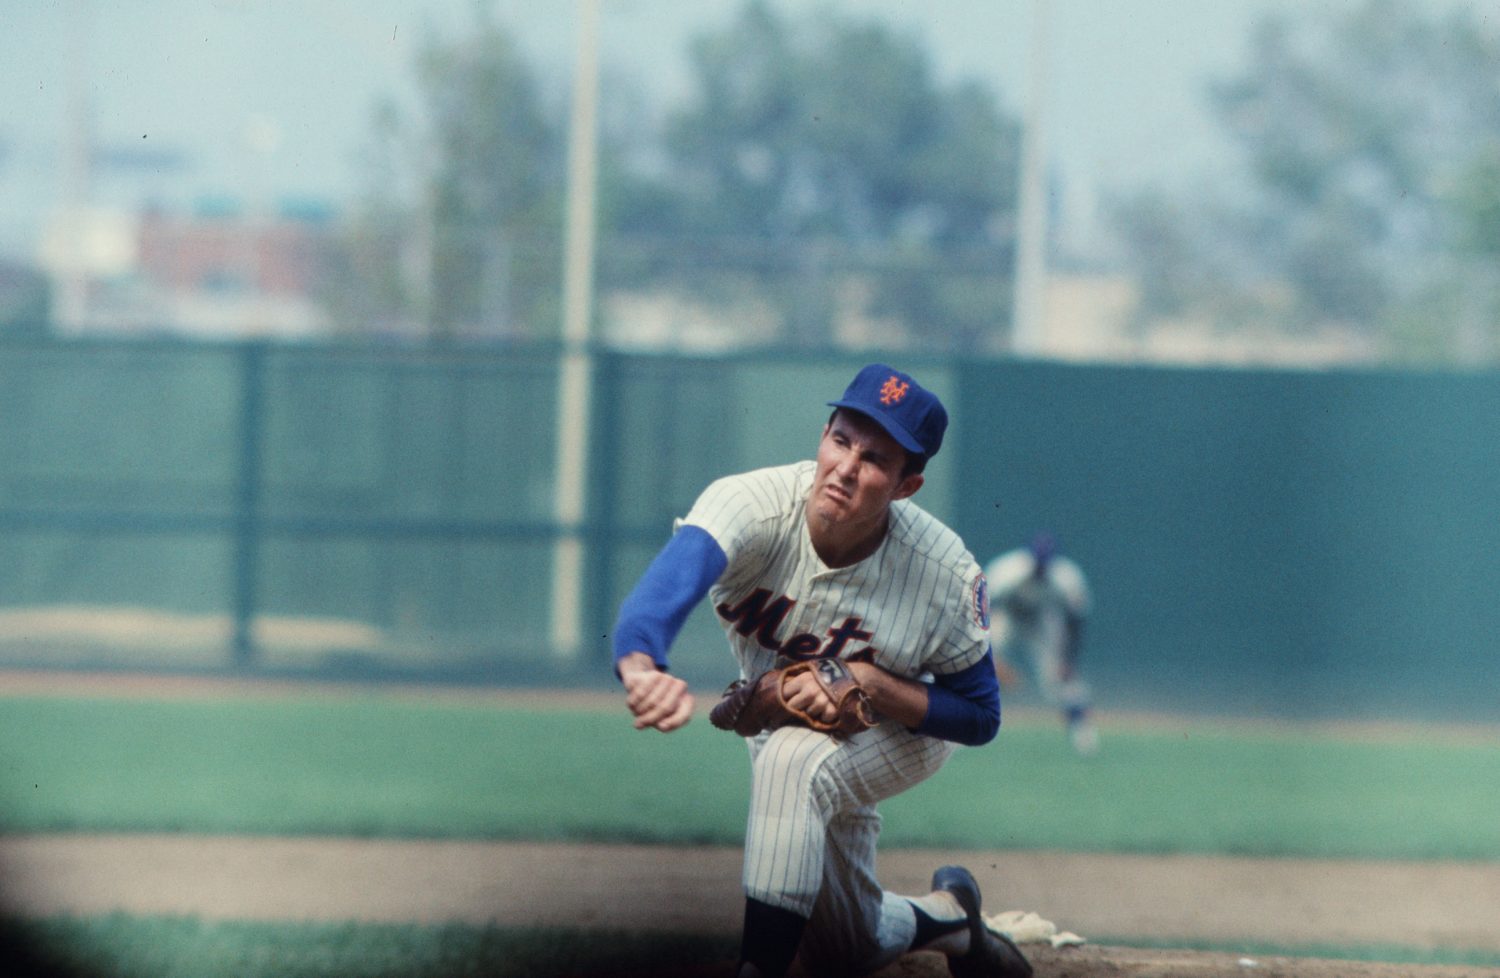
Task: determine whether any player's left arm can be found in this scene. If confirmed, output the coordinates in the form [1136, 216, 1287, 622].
[921, 654, 1002, 745]
[782, 555, 1000, 744]
[841, 654, 1000, 746]
[832, 660, 931, 729]
[892, 561, 1003, 746]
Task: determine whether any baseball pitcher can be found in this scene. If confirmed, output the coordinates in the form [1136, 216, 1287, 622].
[612, 364, 1030, 978]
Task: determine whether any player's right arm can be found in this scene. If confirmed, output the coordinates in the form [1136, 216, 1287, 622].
[611, 525, 728, 732]
[617, 652, 694, 732]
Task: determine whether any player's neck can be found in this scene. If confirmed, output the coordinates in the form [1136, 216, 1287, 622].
[806, 509, 889, 568]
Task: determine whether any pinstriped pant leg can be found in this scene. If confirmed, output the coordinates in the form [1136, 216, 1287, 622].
[743, 726, 843, 915]
[742, 723, 956, 970]
[796, 805, 909, 977]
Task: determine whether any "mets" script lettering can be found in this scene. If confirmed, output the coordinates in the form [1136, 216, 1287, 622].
[716, 589, 877, 661]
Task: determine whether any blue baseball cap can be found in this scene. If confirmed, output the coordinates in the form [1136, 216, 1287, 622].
[1029, 531, 1057, 568]
[827, 363, 948, 459]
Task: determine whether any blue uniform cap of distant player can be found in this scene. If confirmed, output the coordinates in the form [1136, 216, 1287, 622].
[827, 363, 948, 461]
[1029, 532, 1057, 574]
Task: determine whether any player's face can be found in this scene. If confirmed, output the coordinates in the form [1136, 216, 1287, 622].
[810, 412, 924, 534]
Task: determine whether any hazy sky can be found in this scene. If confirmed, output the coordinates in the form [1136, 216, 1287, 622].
[0, 0, 1477, 260]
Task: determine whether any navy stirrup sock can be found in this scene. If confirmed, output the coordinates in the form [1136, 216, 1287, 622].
[740, 897, 807, 978]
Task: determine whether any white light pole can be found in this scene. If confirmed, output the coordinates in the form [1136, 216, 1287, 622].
[57, 0, 95, 331]
[549, 0, 602, 660]
[1010, 0, 1052, 357]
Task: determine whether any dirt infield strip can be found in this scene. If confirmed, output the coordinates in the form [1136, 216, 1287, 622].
[1, 836, 1497, 959]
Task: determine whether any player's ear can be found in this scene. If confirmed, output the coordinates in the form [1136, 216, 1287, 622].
[893, 472, 923, 500]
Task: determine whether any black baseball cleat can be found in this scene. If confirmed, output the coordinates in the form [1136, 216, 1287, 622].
[931, 865, 1033, 978]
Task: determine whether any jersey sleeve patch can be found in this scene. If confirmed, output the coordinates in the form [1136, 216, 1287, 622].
[971, 573, 990, 630]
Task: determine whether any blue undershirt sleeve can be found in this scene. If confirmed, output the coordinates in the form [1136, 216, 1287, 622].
[611, 525, 728, 675]
[916, 651, 1002, 746]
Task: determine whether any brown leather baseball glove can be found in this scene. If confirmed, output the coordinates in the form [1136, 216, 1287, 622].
[708, 657, 877, 739]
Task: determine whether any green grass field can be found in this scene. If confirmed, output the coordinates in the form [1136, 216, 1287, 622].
[0, 690, 1496, 859]
[1, 688, 1497, 976]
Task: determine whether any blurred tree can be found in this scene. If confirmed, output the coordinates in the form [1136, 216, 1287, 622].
[1448, 148, 1500, 257]
[321, 98, 418, 339]
[334, 1, 1021, 351]
[624, 0, 1022, 350]
[1432, 146, 1500, 362]
[417, 7, 566, 341]
[1112, 0, 1500, 365]
[327, 7, 569, 342]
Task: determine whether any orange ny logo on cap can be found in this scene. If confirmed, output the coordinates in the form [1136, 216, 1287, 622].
[879, 376, 910, 405]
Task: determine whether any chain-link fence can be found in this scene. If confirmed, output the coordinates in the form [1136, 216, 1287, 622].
[3, 337, 1498, 722]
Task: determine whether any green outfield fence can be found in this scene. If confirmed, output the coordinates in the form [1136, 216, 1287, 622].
[1, 335, 1498, 724]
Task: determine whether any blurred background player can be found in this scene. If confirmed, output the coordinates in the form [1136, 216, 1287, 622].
[984, 533, 1098, 755]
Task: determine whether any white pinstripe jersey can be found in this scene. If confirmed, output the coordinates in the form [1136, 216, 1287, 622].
[677, 460, 990, 684]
